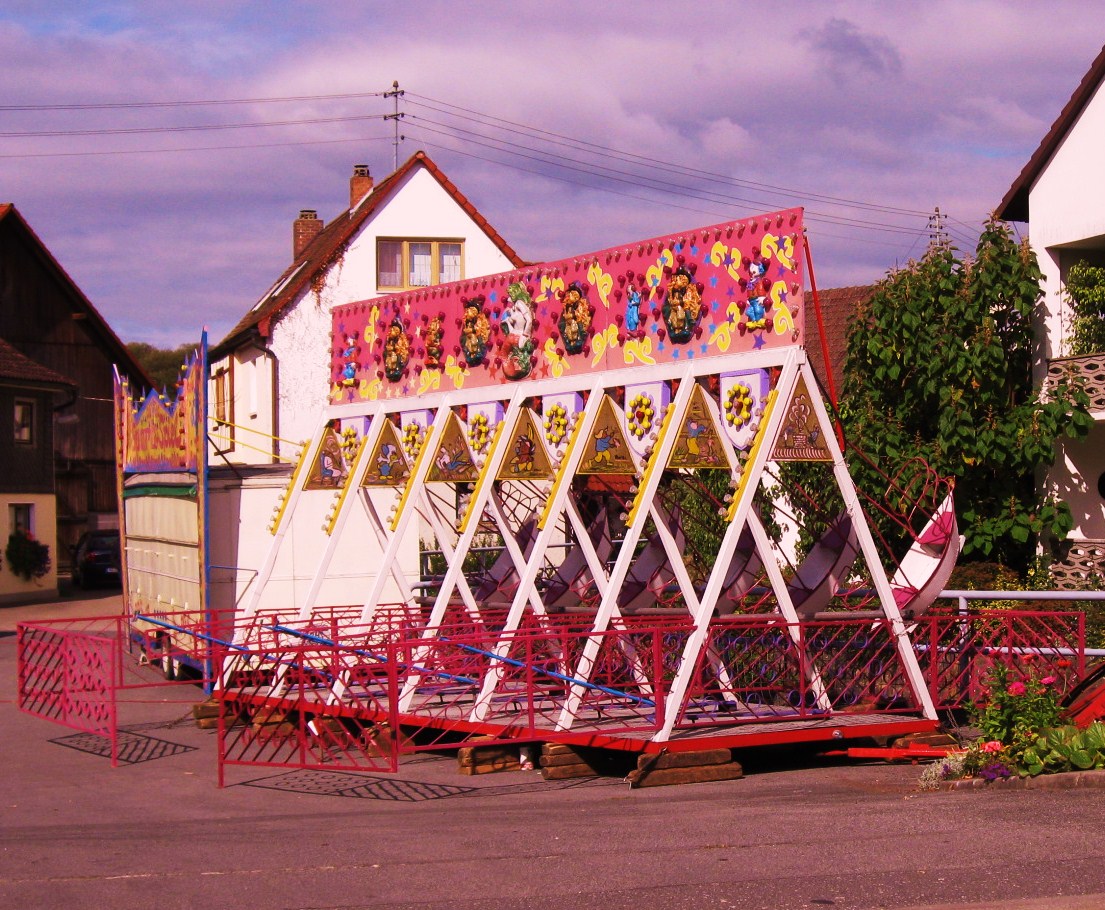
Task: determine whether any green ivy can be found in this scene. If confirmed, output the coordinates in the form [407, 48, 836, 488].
[1066, 261, 1105, 357]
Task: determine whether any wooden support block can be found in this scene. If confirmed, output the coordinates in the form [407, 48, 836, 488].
[192, 698, 221, 720]
[457, 744, 520, 767]
[540, 761, 597, 781]
[457, 757, 522, 775]
[628, 762, 744, 788]
[636, 748, 732, 772]
[541, 742, 584, 757]
[540, 752, 599, 769]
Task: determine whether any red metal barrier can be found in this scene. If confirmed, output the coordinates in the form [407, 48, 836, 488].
[214, 631, 402, 784]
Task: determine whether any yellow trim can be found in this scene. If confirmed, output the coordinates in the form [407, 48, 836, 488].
[391, 427, 434, 532]
[538, 409, 588, 530]
[325, 437, 370, 535]
[625, 400, 677, 528]
[208, 432, 296, 463]
[726, 389, 778, 523]
[208, 418, 302, 447]
[269, 442, 311, 534]
[457, 419, 506, 534]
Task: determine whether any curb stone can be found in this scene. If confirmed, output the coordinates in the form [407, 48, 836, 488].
[938, 769, 1105, 790]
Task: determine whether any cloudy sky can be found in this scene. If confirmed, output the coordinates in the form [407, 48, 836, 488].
[3, 2, 1102, 347]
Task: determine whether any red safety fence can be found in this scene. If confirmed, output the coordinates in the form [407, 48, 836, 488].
[16, 614, 211, 766]
[17, 604, 1090, 778]
[213, 629, 403, 782]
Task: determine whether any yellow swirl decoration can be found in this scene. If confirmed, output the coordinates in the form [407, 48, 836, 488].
[444, 355, 469, 389]
[709, 241, 743, 282]
[770, 280, 794, 336]
[761, 232, 796, 272]
[710, 300, 744, 353]
[417, 367, 442, 395]
[358, 377, 381, 400]
[537, 274, 565, 302]
[622, 335, 656, 366]
[590, 323, 619, 366]
[587, 261, 614, 309]
[364, 304, 380, 351]
[543, 336, 568, 378]
[645, 248, 675, 290]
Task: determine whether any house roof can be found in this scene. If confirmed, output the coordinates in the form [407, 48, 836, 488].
[0, 336, 75, 391]
[213, 150, 525, 356]
[804, 284, 873, 402]
[996, 43, 1105, 222]
[0, 203, 152, 388]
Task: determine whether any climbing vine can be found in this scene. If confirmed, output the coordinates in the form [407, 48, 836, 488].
[1066, 260, 1105, 357]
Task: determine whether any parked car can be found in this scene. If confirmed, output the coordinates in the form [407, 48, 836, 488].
[71, 530, 122, 588]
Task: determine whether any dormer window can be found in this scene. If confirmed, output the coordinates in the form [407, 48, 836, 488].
[377, 239, 463, 290]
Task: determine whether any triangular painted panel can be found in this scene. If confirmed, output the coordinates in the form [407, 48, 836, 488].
[497, 409, 555, 481]
[362, 420, 411, 487]
[668, 384, 731, 470]
[304, 425, 349, 489]
[576, 395, 636, 475]
[426, 412, 479, 483]
[772, 374, 833, 462]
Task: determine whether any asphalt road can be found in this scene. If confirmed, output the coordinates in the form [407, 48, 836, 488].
[2, 592, 1104, 910]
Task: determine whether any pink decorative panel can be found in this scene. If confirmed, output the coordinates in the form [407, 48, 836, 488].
[330, 208, 804, 403]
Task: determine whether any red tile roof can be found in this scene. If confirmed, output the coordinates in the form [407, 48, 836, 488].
[213, 150, 524, 355]
[0, 336, 75, 389]
[996, 43, 1105, 222]
[804, 285, 872, 404]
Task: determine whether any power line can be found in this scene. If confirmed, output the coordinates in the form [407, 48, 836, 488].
[0, 90, 386, 112]
[0, 134, 391, 160]
[405, 131, 935, 253]
[406, 92, 934, 219]
[0, 112, 386, 139]
[407, 117, 932, 237]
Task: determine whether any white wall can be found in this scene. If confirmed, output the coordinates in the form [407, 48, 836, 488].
[1027, 76, 1105, 373]
[270, 165, 517, 459]
[207, 467, 419, 623]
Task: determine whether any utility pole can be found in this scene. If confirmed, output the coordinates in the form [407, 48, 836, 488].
[384, 80, 404, 171]
[928, 206, 947, 245]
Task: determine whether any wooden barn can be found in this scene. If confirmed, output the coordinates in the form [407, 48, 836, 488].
[0, 203, 151, 566]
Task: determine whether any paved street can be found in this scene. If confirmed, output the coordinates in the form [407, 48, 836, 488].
[2, 592, 1105, 910]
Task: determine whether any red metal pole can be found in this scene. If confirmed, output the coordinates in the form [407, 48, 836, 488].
[803, 234, 845, 450]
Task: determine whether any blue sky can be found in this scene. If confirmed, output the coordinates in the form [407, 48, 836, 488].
[2, 2, 1102, 347]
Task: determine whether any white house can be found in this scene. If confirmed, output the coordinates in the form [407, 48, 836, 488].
[205, 151, 523, 616]
[208, 150, 524, 464]
[996, 43, 1105, 581]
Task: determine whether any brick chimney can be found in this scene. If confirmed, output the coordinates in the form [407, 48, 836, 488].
[293, 209, 323, 258]
[350, 164, 373, 208]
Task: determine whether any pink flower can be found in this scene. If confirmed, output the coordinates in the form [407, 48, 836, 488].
[982, 740, 1004, 753]
[1041, 676, 1057, 686]
[1007, 681, 1027, 696]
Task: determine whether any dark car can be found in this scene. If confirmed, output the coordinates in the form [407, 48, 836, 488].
[71, 530, 122, 588]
